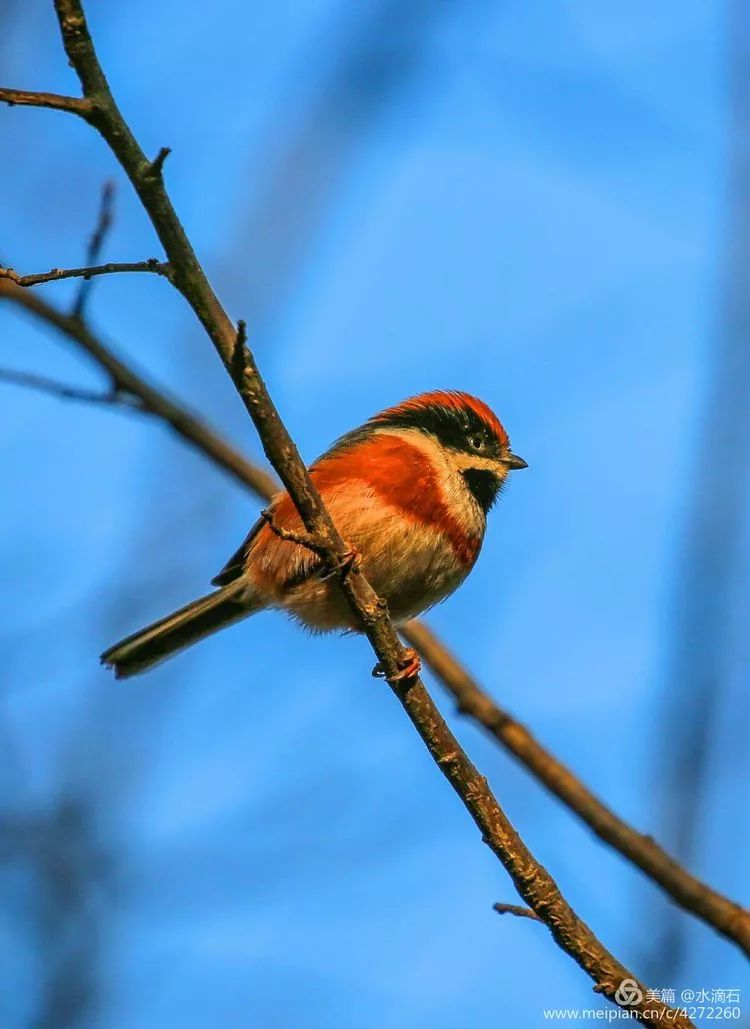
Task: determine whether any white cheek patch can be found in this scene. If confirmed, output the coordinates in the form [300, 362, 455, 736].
[366, 427, 500, 534]
[448, 451, 506, 475]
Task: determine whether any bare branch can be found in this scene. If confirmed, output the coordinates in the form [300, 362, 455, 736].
[73, 180, 116, 317]
[0, 279, 278, 500]
[0, 259, 171, 289]
[261, 508, 326, 558]
[0, 86, 92, 117]
[47, 0, 241, 372]
[403, 620, 750, 957]
[222, 327, 690, 1024]
[493, 903, 542, 922]
[0, 367, 126, 408]
[146, 146, 171, 179]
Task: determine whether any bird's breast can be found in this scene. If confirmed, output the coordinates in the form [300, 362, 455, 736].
[245, 431, 485, 630]
[315, 431, 484, 568]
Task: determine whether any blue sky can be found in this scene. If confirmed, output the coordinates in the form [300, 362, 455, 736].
[1, 2, 747, 1026]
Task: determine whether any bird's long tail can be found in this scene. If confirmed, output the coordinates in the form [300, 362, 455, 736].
[101, 581, 259, 679]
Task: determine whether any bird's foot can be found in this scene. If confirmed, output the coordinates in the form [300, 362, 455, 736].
[371, 647, 421, 684]
[319, 545, 361, 581]
[337, 546, 360, 578]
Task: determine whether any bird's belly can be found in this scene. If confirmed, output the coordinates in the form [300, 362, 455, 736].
[366, 520, 470, 620]
[281, 517, 474, 632]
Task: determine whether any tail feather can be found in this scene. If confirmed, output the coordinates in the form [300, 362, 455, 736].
[101, 582, 258, 679]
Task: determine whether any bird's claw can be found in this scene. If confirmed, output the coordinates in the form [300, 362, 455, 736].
[319, 546, 360, 581]
[371, 647, 421, 684]
[337, 547, 360, 577]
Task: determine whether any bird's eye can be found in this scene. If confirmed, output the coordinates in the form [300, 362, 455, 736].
[467, 433, 485, 451]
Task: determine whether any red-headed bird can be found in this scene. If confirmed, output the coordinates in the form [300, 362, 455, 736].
[101, 391, 526, 678]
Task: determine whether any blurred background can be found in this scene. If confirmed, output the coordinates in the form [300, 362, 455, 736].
[1, 1, 748, 1026]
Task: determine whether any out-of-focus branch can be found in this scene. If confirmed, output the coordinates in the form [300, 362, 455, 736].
[0, 366, 134, 408]
[0, 279, 278, 499]
[0, 259, 171, 288]
[0, 797, 107, 1027]
[72, 179, 116, 318]
[649, 0, 750, 981]
[403, 620, 750, 957]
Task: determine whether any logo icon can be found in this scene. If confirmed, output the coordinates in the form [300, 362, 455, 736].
[615, 979, 644, 1006]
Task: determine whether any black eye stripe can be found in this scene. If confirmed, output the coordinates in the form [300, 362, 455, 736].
[372, 406, 500, 454]
[321, 402, 505, 463]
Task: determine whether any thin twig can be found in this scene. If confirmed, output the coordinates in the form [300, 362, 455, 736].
[0, 86, 92, 117]
[0, 259, 171, 289]
[73, 180, 116, 317]
[260, 508, 325, 556]
[0, 279, 278, 499]
[0, 367, 126, 408]
[146, 146, 171, 179]
[493, 903, 542, 922]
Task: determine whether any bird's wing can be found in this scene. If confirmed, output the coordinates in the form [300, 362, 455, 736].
[212, 431, 440, 589]
[211, 514, 267, 587]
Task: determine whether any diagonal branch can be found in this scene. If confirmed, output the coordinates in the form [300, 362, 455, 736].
[228, 304, 694, 1024]
[72, 179, 116, 318]
[0, 279, 278, 499]
[0, 366, 133, 408]
[3, 278, 748, 960]
[0, 259, 171, 288]
[402, 620, 750, 955]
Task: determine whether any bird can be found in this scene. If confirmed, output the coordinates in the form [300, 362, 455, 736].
[101, 390, 527, 679]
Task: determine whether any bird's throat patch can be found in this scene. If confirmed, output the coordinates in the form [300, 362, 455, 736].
[461, 468, 501, 514]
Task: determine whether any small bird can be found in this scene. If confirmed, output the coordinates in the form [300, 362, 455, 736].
[101, 390, 526, 678]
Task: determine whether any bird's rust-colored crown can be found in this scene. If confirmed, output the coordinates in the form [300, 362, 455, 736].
[370, 390, 509, 446]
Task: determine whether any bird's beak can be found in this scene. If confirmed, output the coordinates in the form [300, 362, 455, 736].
[505, 453, 528, 470]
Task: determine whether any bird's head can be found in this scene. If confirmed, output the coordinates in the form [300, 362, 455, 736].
[365, 390, 527, 513]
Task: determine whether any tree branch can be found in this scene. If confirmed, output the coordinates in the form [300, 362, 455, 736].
[0, 86, 92, 117]
[0, 2, 710, 1020]
[494, 903, 542, 922]
[47, 0, 242, 374]
[72, 179, 116, 318]
[0, 259, 171, 289]
[0, 279, 278, 499]
[402, 620, 750, 957]
[0, 366, 134, 409]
